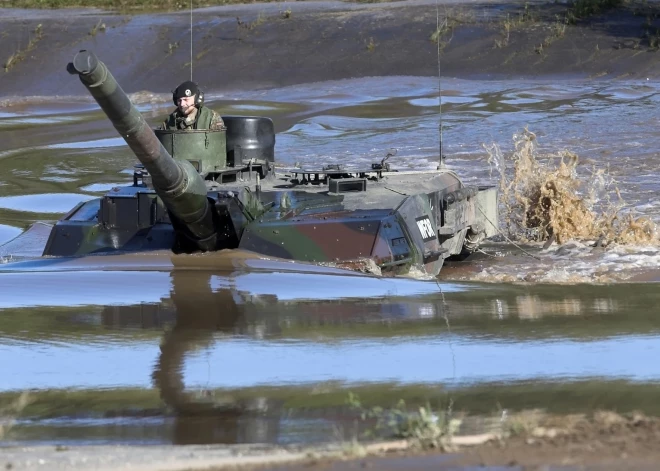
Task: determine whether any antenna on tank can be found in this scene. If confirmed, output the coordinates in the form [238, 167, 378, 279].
[436, 1, 445, 170]
[190, 0, 193, 81]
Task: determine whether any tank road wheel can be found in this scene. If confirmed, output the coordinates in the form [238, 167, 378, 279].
[448, 225, 486, 261]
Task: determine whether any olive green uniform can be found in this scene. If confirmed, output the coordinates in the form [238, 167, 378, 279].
[162, 106, 225, 131]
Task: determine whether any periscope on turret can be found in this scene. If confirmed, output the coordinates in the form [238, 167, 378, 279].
[2, 50, 499, 277]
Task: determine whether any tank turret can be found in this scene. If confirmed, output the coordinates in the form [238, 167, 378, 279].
[66, 50, 219, 251]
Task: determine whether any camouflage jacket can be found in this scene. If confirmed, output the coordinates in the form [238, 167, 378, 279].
[161, 106, 225, 131]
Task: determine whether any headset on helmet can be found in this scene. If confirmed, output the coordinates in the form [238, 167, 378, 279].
[172, 80, 204, 107]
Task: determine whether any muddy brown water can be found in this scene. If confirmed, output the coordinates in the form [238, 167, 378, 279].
[2, 74, 660, 449]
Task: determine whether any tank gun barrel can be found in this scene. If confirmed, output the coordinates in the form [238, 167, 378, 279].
[67, 50, 218, 251]
[67, 50, 179, 189]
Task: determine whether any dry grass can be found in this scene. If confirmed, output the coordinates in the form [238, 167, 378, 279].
[237, 12, 266, 31]
[535, 14, 569, 53]
[430, 8, 474, 48]
[495, 3, 537, 49]
[4, 23, 43, 72]
[0, 392, 32, 439]
[89, 18, 106, 36]
[366, 37, 376, 52]
[167, 41, 180, 55]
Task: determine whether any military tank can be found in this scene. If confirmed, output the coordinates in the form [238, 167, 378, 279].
[2, 50, 498, 277]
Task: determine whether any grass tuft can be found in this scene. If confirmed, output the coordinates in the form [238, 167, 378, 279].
[4, 23, 43, 72]
[430, 8, 474, 49]
[237, 12, 266, 31]
[167, 41, 180, 55]
[366, 37, 376, 52]
[89, 19, 107, 36]
[0, 392, 32, 439]
[346, 392, 460, 450]
[566, 0, 624, 24]
[494, 4, 538, 49]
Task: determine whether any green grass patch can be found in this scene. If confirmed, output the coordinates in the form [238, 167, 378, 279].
[346, 392, 459, 449]
[0, 388, 163, 419]
[566, 0, 625, 24]
[5, 379, 660, 427]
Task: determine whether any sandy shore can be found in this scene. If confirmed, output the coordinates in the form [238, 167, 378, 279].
[5, 411, 660, 471]
[0, 438, 475, 471]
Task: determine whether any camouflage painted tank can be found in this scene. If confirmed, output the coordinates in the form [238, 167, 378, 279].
[2, 51, 499, 277]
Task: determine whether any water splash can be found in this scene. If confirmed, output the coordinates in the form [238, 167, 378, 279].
[486, 129, 657, 245]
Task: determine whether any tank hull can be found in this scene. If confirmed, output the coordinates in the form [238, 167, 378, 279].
[34, 168, 497, 277]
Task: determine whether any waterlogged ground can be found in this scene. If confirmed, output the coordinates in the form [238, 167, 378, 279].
[3, 259, 660, 448]
[2, 76, 660, 451]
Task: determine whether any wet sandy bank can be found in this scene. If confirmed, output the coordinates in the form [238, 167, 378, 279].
[2, 0, 660, 98]
[5, 412, 660, 470]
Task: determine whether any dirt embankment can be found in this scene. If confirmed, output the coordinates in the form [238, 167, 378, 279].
[460, 410, 660, 469]
[2, 0, 660, 98]
[265, 411, 660, 470]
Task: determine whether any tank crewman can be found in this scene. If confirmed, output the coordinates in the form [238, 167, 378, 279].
[161, 81, 225, 131]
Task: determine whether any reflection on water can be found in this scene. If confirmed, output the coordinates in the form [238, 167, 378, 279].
[48, 137, 126, 149]
[0, 193, 97, 213]
[0, 224, 21, 246]
[2, 260, 660, 445]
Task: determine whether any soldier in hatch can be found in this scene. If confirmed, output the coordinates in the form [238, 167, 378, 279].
[161, 81, 225, 131]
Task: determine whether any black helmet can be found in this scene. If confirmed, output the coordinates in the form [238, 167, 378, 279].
[172, 80, 204, 106]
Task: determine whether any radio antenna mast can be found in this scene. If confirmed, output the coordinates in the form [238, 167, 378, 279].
[190, 0, 193, 80]
[436, 2, 445, 169]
